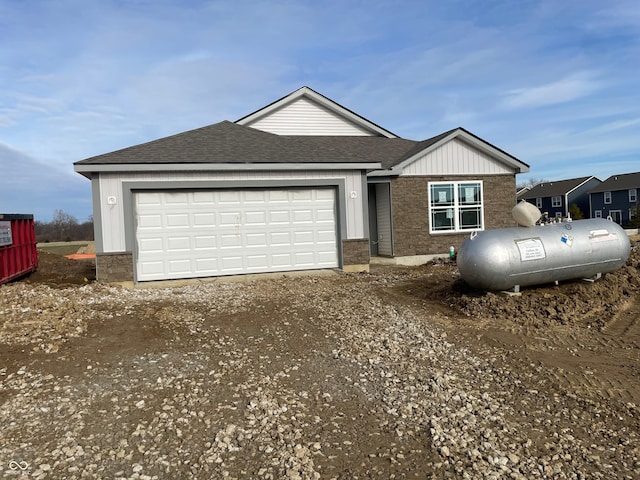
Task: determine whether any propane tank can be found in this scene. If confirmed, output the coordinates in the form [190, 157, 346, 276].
[457, 218, 631, 291]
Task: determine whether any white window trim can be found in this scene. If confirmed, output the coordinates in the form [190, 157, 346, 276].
[535, 198, 542, 209]
[551, 196, 562, 207]
[630, 189, 637, 203]
[630, 208, 636, 219]
[428, 180, 484, 234]
[594, 210, 602, 218]
[604, 191, 612, 204]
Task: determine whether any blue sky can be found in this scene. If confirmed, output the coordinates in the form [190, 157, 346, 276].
[1, 0, 638, 222]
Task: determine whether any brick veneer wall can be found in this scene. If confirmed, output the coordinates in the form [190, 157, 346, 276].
[341, 238, 370, 266]
[391, 175, 516, 256]
[96, 252, 134, 283]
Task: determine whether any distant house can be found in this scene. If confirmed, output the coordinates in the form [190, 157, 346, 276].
[589, 172, 640, 226]
[516, 186, 530, 202]
[521, 176, 601, 219]
[74, 86, 529, 283]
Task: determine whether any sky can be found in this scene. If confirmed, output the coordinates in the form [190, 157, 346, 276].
[1, 0, 638, 222]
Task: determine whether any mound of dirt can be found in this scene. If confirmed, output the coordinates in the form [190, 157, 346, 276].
[26, 250, 96, 287]
[448, 239, 640, 329]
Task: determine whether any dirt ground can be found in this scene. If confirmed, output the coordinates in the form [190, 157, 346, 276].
[1, 238, 639, 479]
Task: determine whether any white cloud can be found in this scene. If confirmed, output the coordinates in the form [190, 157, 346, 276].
[501, 72, 602, 109]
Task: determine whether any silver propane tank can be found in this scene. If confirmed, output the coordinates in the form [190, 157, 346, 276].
[457, 217, 631, 292]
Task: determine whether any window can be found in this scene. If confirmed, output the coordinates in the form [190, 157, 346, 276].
[630, 189, 637, 203]
[552, 196, 562, 207]
[535, 198, 542, 209]
[594, 210, 602, 218]
[630, 208, 636, 220]
[555, 212, 562, 218]
[429, 181, 483, 233]
[604, 191, 612, 204]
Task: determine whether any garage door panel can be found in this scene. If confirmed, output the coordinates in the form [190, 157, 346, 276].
[245, 211, 266, 225]
[221, 256, 244, 271]
[219, 191, 241, 204]
[272, 253, 293, 267]
[219, 212, 240, 227]
[246, 233, 267, 246]
[135, 188, 338, 281]
[316, 209, 335, 222]
[168, 259, 193, 275]
[294, 231, 314, 244]
[192, 191, 216, 204]
[194, 235, 216, 249]
[247, 255, 268, 269]
[195, 257, 217, 271]
[293, 210, 313, 223]
[165, 192, 189, 205]
[193, 213, 216, 226]
[138, 237, 163, 252]
[269, 211, 290, 223]
[317, 229, 337, 243]
[167, 237, 190, 251]
[138, 214, 162, 229]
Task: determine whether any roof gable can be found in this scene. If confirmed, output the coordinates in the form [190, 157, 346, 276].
[236, 86, 398, 138]
[522, 176, 597, 199]
[371, 127, 529, 175]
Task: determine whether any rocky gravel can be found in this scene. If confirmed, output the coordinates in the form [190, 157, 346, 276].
[1, 249, 639, 479]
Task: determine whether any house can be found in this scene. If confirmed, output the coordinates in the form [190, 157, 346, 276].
[74, 86, 529, 283]
[588, 172, 640, 226]
[520, 176, 600, 220]
[516, 186, 530, 202]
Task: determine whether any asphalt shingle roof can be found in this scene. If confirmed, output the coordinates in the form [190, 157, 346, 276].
[588, 172, 640, 193]
[74, 122, 527, 174]
[75, 121, 418, 166]
[521, 176, 594, 199]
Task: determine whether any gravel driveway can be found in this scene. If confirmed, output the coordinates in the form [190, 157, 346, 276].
[1, 249, 638, 479]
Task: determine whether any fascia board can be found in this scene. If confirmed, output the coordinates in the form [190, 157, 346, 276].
[73, 162, 382, 174]
[566, 176, 596, 195]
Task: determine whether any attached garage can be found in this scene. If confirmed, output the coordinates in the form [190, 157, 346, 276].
[134, 188, 338, 281]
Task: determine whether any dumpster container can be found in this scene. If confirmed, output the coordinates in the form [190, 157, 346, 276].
[0, 214, 38, 285]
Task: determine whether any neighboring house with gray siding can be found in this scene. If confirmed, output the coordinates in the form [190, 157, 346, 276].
[74, 86, 529, 283]
[589, 172, 640, 226]
[521, 176, 600, 219]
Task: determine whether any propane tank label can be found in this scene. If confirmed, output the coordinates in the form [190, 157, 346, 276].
[0, 221, 12, 247]
[515, 238, 546, 261]
[561, 234, 573, 247]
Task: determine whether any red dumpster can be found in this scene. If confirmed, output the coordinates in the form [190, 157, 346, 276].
[0, 214, 38, 285]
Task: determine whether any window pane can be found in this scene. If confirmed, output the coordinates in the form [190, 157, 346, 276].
[459, 207, 482, 229]
[458, 183, 480, 205]
[432, 209, 454, 230]
[430, 184, 454, 207]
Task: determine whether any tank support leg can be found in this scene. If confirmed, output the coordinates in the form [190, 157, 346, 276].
[582, 272, 602, 283]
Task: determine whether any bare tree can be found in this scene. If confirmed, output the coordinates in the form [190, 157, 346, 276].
[517, 178, 548, 191]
